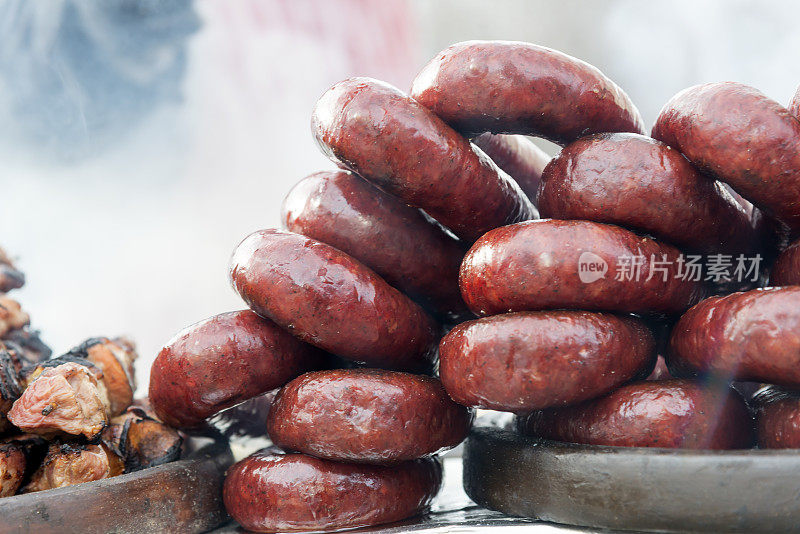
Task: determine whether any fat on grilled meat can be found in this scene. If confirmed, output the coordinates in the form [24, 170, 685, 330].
[24, 441, 123, 493]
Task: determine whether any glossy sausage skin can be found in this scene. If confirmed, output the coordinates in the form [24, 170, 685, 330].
[668, 287, 800, 387]
[472, 133, 550, 202]
[410, 41, 645, 145]
[282, 170, 469, 321]
[538, 133, 759, 255]
[311, 77, 536, 242]
[652, 82, 800, 232]
[518, 380, 754, 449]
[753, 386, 800, 449]
[230, 229, 439, 369]
[459, 219, 705, 316]
[223, 450, 442, 533]
[770, 238, 800, 286]
[148, 310, 324, 429]
[267, 369, 472, 464]
[439, 311, 656, 412]
[790, 85, 800, 120]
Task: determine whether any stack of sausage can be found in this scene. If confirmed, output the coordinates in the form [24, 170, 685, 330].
[0, 247, 182, 497]
[148, 40, 800, 533]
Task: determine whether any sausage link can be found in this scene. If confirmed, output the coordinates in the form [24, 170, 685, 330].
[410, 41, 645, 144]
[229, 229, 439, 369]
[753, 385, 800, 449]
[790, 85, 800, 120]
[148, 310, 324, 429]
[459, 219, 705, 316]
[652, 82, 800, 232]
[311, 77, 536, 242]
[439, 311, 656, 412]
[267, 369, 472, 464]
[518, 379, 754, 449]
[223, 450, 442, 533]
[538, 133, 760, 255]
[668, 287, 800, 387]
[282, 170, 469, 321]
[770, 237, 800, 286]
[472, 133, 550, 202]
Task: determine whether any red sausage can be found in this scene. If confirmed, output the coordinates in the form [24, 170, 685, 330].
[652, 82, 800, 232]
[668, 287, 800, 388]
[282, 170, 469, 321]
[410, 41, 645, 144]
[148, 310, 324, 429]
[311, 77, 536, 242]
[223, 450, 442, 533]
[439, 311, 655, 413]
[790, 85, 800, 120]
[267, 369, 472, 464]
[472, 133, 550, 202]
[459, 219, 705, 316]
[229, 229, 439, 369]
[770, 237, 800, 286]
[518, 380, 754, 449]
[538, 133, 760, 255]
[753, 386, 800, 449]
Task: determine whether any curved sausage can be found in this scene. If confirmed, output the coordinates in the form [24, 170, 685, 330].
[229, 229, 439, 369]
[518, 379, 754, 449]
[439, 311, 656, 412]
[311, 77, 536, 242]
[282, 170, 469, 321]
[753, 385, 800, 449]
[410, 41, 645, 144]
[459, 219, 705, 316]
[652, 82, 800, 232]
[148, 310, 324, 429]
[668, 287, 800, 387]
[267, 369, 472, 464]
[472, 133, 550, 202]
[770, 237, 800, 286]
[223, 450, 442, 533]
[538, 133, 760, 255]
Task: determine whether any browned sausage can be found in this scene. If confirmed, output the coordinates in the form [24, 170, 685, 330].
[668, 287, 800, 387]
[518, 379, 754, 449]
[472, 133, 550, 202]
[311, 77, 536, 242]
[752, 385, 800, 449]
[538, 133, 759, 255]
[410, 41, 645, 144]
[223, 450, 442, 533]
[652, 82, 800, 232]
[439, 312, 655, 412]
[148, 310, 324, 429]
[459, 219, 705, 316]
[229, 229, 439, 369]
[790, 85, 800, 120]
[267, 369, 472, 464]
[282, 170, 469, 321]
[770, 237, 800, 286]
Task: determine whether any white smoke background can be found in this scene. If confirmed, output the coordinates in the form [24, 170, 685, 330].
[0, 0, 798, 390]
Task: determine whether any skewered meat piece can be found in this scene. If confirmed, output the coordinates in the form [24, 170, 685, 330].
[0, 348, 23, 435]
[0, 434, 47, 496]
[0, 298, 29, 339]
[0, 249, 24, 293]
[24, 441, 123, 493]
[7, 362, 110, 439]
[3, 329, 51, 368]
[102, 405, 182, 472]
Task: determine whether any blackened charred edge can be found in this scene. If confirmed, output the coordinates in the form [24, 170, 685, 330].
[124, 436, 183, 473]
[5, 328, 52, 361]
[61, 337, 109, 360]
[0, 349, 22, 402]
[0, 266, 25, 291]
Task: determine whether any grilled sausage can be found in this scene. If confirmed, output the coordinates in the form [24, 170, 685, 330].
[472, 133, 550, 202]
[311, 77, 536, 242]
[267, 369, 472, 464]
[668, 287, 800, 387]
[439, 311, 656, 412]
[230, 229, 439, 369]
[459, 219, 705, 316]
[149, 310, 324, 429]
[223, 450, 442, 533]
[652, 82, 800, 232]
[282, 170, 469, 321]
[753, 385, 800, 449]
[410, 40, 645, 144]
[518, 379, 754, 449]
[770, 237, 800, 286]
[538, 133, 760, 255]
